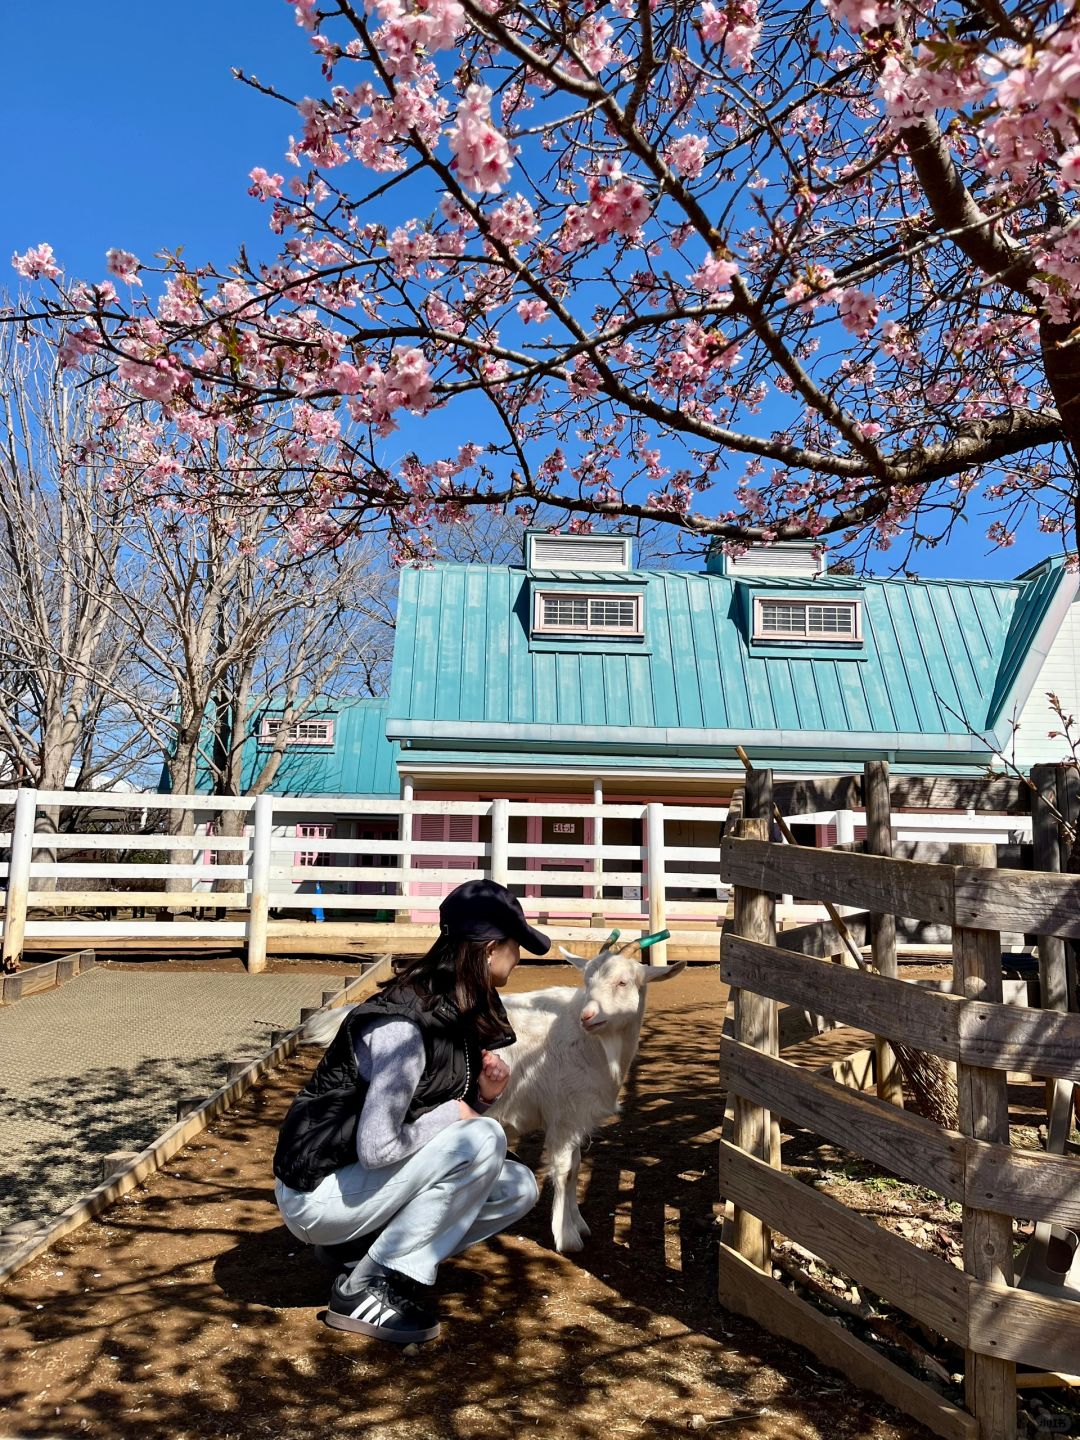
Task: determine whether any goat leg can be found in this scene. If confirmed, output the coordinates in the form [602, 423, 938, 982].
[549, 1135, 586, 1252]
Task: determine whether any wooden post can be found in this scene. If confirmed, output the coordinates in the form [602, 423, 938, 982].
[1, 788, 36, 973]
[646, 802, 667, 965]
[728, 769, 778, 1271]
[490, 798, 510, 888]
[1053, 764, 1079, 1013]
[246, 794, 273, 974]
[953, 842, 1016, 1440]
[1031, 765, 1069, 1014]
[865, 762, 904, 1107]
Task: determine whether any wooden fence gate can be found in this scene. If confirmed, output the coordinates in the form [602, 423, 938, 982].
[718, 770, 1080, 1440]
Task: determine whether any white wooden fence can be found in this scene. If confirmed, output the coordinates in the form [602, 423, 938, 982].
[0, 789, 731, 971]
[0, 790, 1033, 973]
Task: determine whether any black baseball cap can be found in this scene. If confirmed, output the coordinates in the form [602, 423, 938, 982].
[439, 879, 551, 955]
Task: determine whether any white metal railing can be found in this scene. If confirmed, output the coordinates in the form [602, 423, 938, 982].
[0, 789, 730, 971]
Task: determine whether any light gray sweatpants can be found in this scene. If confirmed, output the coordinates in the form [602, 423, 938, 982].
[275, 1117, 538, 1287]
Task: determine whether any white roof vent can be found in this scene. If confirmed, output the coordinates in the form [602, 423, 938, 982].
[718, 542, 826, 580]
[526, 532, 633, 571]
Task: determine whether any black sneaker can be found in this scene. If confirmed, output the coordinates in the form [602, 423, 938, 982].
[325, 1270, 441, 1344]
[312, 1233, 375, 1272]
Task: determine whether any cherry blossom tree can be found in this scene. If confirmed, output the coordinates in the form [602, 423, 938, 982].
[11, 0, 1080, 561]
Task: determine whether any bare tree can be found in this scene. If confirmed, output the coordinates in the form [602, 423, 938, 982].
[106, 430, 393, 841]
[0, 329, 155, 803]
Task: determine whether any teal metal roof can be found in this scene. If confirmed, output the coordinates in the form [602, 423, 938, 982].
[237, 698, 399, 796]
[388, 558, 1073, 772]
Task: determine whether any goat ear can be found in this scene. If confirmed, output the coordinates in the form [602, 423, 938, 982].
[558, 945, 589, 970]
[639, 959, 687, 983]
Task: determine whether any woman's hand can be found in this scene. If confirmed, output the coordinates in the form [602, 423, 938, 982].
[477, 1049, 511, 1104]
[458, 1099, 481, 1120]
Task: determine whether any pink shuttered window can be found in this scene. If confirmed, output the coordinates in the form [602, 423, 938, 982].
[413, 812, 479, 898]
[260, 717, 335, 747]
[296, 822, 335, 867]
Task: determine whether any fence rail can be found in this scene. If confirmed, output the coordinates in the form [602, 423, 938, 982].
[0, 788, 737, 971]
[718, 762, 1079, 1440]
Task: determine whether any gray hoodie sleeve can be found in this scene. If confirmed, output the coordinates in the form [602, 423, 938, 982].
[353, 1016, 463, 1168]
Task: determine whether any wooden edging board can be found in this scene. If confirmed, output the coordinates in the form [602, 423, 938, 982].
[719, 1140, 1080, 1376]
[722, 1037, 1080, 1228]
[0, 955, 392, 1285]
[722, 835, 1080, 939]
[718, 1242, 978, 1440]
[722, 934, 1080, 1083]
[1, 949, 95, 1004]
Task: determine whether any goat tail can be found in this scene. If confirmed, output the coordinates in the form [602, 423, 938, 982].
[300, 1003, 356, 1047]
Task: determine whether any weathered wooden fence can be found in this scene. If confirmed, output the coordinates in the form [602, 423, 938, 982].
[718, 767, 1080, 1440]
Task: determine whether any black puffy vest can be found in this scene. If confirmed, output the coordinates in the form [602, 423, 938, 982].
[273, 981, 515, 1193]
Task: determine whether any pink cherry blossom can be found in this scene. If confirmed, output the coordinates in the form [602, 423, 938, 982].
[248, 167, 285, 201]
[517, 298, 549, 323]
[12, 243, 61, 281]
[666, 134, 709, 179]
[447, 85, 512, 193]
[837, 289, 880, 337]
[106, 249, 143, 286]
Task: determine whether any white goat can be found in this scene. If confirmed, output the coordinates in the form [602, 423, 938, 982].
[300, 938, 684, 1254]
[491, 940, 685, 1253]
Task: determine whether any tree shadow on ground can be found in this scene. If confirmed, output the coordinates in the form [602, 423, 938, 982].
[0, 976, 931, 1440]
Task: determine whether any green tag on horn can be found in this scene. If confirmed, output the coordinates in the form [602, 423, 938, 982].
[638, 929, 670, 949]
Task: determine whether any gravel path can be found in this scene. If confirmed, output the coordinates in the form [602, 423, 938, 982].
[0, 966, 336, 1230]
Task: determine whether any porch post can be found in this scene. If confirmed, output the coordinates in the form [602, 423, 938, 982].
[490, 798, 510, 887]
[1, 788, 36, 973]
[400, 776, 414, 915]
[591, 777, 604, 926]
[646, 801, 667, 965]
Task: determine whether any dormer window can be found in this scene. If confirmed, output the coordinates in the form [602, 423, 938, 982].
[753, 597, 861, 644]
[259, 716, 336, 747]
[533, 590, 644, 636]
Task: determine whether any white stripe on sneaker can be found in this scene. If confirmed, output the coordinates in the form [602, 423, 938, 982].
[351, 1295, 383, 1321]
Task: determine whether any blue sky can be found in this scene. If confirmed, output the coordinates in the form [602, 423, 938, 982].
[0, 2, 1059, 582]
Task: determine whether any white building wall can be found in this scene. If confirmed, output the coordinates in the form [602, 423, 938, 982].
[1009, 590, 1080, 771]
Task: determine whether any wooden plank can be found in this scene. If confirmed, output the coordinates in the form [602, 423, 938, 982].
[954, 866, 1080, 940]
[26, 890, 249, 907]
[776, 912, 872, 958]
[952, 850, 1016, 1440]
[964, 1142, 1080, 1229]
[720, 1038, 966, 1203]
[721, 836, 955, 925]
[718, 1140, 970, 1343]
[718, 1244, 978, 1440]
[18, 961, 58, 996]
[0, 956, 394, 1284]
[721, 935, 963, 1061]
[957, 1002, 1080, 1082]
[967, 1284, 1080, 1376]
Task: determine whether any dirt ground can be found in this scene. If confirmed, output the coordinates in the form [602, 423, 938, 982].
[1, 962, 933, 1440]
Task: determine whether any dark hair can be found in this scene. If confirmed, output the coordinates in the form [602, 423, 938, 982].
[384, 934, 505, 1038]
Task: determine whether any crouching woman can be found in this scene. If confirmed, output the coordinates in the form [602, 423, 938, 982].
[273, 880, 548, 1345]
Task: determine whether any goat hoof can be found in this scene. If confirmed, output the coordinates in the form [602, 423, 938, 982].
[555, 1231, 585, 1254]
